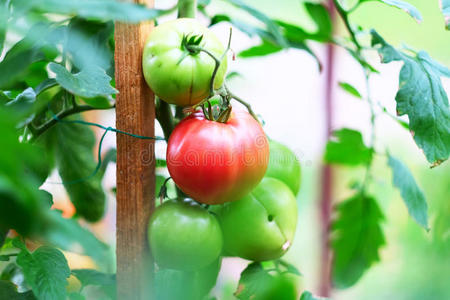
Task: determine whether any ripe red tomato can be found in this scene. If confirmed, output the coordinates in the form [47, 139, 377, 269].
[167, 109, 269, 204]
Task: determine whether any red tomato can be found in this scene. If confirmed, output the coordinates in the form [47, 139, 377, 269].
[167, 109, 269, 204]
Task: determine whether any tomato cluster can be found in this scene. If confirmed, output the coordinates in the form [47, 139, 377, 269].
[142, 18, 301, 294]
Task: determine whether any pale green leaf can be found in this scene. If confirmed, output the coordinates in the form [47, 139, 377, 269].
[387, 154, 428, 229]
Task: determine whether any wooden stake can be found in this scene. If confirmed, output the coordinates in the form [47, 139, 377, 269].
[115, 0, 155, 298]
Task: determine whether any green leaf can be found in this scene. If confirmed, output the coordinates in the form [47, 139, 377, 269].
[324, 128, 373, 166]
[235, 262, 297, 300]
[300, 291, 329, 300]
[387, 154, 428, 229]
[364, 0, 422, 22]
[331, 193, 385, 289]
[49, 63, 117, 100]
[71, 269, 115, 288]
[239, 41, 282, 58]
[304, 1, 332, 41]
[47, 119, 106, 222]
[0, 0, 10, 56]
[0, 280, 35, 300]
[441, 0, 450, 30]
[224, 0, 287, 47]
[338, 82, 362, 99]
[16, 246, 70, 300]
[0, 227, 7, 248]
[371, 30, 450, 166]
[12, 0, 172, 23]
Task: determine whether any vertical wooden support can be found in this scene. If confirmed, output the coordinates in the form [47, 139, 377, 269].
[115, 1, 155, 299]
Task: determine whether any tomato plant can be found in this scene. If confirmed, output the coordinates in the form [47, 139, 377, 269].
[0, 0, 449, 299]
[167, 109, 269, 204]
[142, 18, 228, 106]
[148, 199, 223, 270]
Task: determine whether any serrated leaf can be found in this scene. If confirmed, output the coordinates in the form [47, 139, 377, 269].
[371, 30, 450, 166]
[339, 82, 362, 99]
[387, 154, 428, 229]
[16, 246, 70, 300]
[239, 41, 282, 58]
[441, 0, 450, 30]
[13, 0, 171, 23]
[49, 63, 117, 99]
[367, 0, 422, 22]
[300, 291, 329, 300]
[331, 194, 385, 288]
[324, 128, 373, 166]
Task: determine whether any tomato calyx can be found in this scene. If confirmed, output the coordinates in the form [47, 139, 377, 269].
[181, 33, 204, 55]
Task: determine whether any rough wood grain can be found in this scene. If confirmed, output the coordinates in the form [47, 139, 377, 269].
[115, 0, 155, 298]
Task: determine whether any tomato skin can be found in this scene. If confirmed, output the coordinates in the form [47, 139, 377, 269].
[214, 177, 298, 261]
[147, 199, 223, 271]
[142, 18, 227, 106]
[265, 140, 301, 195]
[166, 109, 269, 205]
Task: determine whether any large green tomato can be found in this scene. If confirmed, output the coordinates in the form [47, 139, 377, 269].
[265, 140, 301, 195]
[148, 199, 223, 271]
[142, 18, 227, 106]
[214, 178, 298, 261]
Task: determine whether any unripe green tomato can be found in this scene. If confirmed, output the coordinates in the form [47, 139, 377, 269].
[214, 178, 298, 261]
[142, 18, 227, 106]
[265, 140, 301, 195]
[148, 199, 223, 271]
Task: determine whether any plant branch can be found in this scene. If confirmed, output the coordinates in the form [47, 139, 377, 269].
[155, 98, 175, 142]
[333, 0, 362, 52]
[28, 104, 114, 143]
[226, 87, 259, 122]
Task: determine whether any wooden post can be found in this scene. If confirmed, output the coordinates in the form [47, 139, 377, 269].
[115, 0, 155, 299]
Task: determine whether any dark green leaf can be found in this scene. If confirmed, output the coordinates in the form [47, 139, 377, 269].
[0, 227, 7, 248]
[0, 280, 35, 300]
[441, 0, 450, 30]
[331, 193, 385, 288]
[239, 41, 282, 58]
[324, 128, 373, 166]
[387, 154, 428, 229]
[49, 63, 117, 100]
[369, 0, 422, 22]
[16, 245, 70, 300]
[12, 0, 172, 23]
[300, 291, 329, 300]
[274, 259, 302, 276]
[224, 0, 287, 47]
[47, 118, 106, 222]
[338, 82, 362, 99]
[372, 30, 450, 166]
[68, 293, 85, 300]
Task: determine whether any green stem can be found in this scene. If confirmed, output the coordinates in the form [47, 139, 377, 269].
[178, 0, 197, 18]
[227, 90, 259, 122]
[333, 0, 362, 52]
[28, 104, 114, 143]
[361, 71, 376, 192]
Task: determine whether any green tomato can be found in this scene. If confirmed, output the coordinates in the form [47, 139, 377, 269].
[148, 199, 223, 271]
[153, 258, 221, 300]
[142, 18, 227, 106]
[214, 178, 298, 261]
[265, 140, 301, 195]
